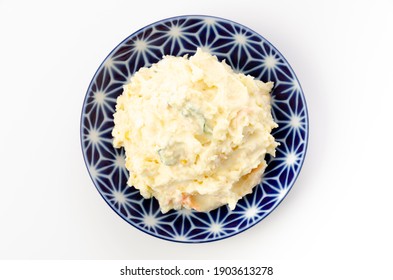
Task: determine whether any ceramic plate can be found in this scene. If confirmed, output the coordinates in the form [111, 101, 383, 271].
[80, 15, 308, 243]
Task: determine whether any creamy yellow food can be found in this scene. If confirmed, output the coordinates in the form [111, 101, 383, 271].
[112, 48, 278, 213]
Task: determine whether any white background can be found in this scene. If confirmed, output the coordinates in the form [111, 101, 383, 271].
[1, 0, 392, 278]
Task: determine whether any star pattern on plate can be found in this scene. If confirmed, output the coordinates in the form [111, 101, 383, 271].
[80, 15, 308, 243]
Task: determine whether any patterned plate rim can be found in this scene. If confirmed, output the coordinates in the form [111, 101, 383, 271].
[80, 15, 309, 243]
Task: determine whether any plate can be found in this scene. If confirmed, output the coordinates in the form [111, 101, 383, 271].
[80, 15, 308, 243]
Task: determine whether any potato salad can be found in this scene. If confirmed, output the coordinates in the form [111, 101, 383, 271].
[112, 48, 278, 213]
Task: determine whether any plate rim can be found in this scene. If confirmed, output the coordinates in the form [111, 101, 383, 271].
[80, 14, 309, 243]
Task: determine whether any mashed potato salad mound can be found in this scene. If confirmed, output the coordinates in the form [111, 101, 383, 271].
[112, 48, 278, 213]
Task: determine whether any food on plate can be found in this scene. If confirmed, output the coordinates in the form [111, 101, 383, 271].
[112, 48, 278, 213]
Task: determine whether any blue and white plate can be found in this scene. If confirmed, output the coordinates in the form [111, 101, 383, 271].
[80, 15, 308, 243]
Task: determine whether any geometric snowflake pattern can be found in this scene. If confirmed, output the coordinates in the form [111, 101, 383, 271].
[80, 15, 308, 243]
